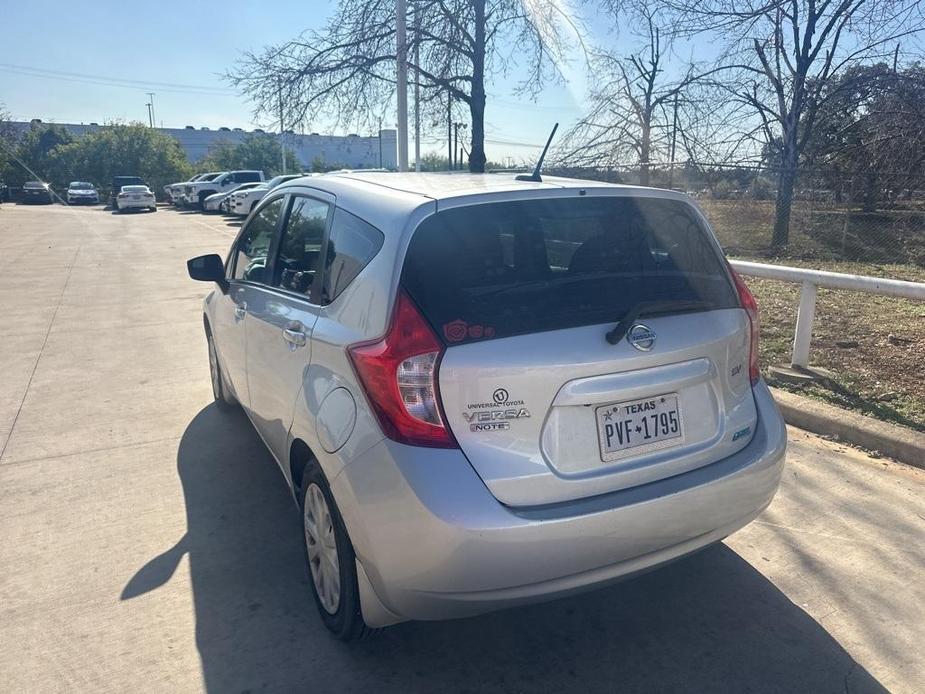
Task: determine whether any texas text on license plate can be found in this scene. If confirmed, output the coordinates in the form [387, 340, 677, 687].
[595, 393, 683, 462]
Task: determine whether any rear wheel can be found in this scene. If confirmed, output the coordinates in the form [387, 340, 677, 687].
[299, 462, 374, 641]
[207, 332, 237, 408]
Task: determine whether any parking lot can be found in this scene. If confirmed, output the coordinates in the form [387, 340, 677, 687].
[1, 202, 923, 693]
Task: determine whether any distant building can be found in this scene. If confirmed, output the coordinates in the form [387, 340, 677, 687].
[9, 120, 398, 170]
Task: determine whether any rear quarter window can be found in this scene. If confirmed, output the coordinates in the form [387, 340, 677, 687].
[321, 208, 384, 304]
[401, 195, 738, 344]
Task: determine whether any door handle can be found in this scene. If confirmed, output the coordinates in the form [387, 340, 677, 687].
[282, 323, 307, 349]
[234, 302, 247, 322]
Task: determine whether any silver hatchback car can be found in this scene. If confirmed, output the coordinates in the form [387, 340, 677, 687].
[187, 172, 786, 640]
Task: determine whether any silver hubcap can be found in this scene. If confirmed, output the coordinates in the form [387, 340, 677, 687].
[207, 339, 221, 399]
[303, 483, 340, 614]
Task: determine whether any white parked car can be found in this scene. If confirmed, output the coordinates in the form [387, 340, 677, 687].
[116, 185, 156, 213]
[203, 182, 264, 213]
[66, 181, 99, 205]
[165, 172, 222, 205]
[229, 174, 305, 216]
[187, 172, 786, 641]
[180, 170, 265, 209]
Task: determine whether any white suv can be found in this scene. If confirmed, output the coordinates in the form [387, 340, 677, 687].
[187, 172, 786, 641]
[181, 170, 265, 209]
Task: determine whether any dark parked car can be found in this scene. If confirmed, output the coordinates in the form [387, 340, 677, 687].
[22, 181, 54, 204]
[110, 176, 145, 207]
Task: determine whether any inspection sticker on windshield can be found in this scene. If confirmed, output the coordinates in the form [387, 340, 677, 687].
[595, 393, 683, 462]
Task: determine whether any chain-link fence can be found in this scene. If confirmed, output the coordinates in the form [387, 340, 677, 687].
[548, 162, 925, 272]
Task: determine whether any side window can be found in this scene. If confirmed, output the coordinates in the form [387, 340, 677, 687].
[238, 171, 261, 183]
[322, 208, 384, 304]
[231, 197, 285, 283]
[272, 196, 329, 296]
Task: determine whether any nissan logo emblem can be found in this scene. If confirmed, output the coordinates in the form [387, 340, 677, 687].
[627, 323, 657, 351]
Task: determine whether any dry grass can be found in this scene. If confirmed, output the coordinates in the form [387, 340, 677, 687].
[693, 200, 924, 430]
[738, 262, 925, 432]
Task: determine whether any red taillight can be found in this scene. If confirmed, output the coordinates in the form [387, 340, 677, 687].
[728, 263, 760, 384]
[347, 290, 457, 448]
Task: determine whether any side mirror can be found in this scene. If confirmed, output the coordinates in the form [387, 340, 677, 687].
[187, 254, 228, 292]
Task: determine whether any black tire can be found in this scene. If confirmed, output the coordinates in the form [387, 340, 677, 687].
[299, 462, 376, 641]
[206, 331, 238, 408]
[150, 206, 157, 212]
[198, 192, 210, 211]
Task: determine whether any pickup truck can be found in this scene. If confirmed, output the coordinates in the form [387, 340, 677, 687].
[180, 170, 265, 210]
[165, 172, 223, 205]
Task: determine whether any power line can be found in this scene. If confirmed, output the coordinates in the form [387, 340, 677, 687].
[0, 63, 237, 96]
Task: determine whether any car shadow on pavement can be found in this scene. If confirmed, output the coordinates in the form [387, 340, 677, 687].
[122, 404, 888, 693]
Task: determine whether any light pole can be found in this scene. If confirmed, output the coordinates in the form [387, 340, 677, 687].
[396, 0, 409, 171]
[413, 1, 421, 172]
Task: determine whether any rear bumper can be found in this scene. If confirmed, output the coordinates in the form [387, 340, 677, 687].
[118, 199, 155, 209]
[331, 381, 787, 625]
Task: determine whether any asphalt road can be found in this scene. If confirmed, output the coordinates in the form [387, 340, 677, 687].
[1, 202, 923, 693]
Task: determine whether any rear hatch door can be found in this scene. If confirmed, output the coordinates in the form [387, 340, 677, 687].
[402, 192, 757, 507]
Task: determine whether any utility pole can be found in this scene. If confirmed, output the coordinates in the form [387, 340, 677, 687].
[396, 0, 409, 171]
[668, 91, 679, 189]
[413, 1, 421, 172]
[147, 92, 156, 126]
[453, 122, 467, 170]
[145, 102, 153, 128]
[278, 79, 287, 174]
[447, 95, 453, 171]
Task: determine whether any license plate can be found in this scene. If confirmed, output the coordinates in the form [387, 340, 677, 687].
[131, 195, 141, 200]
[596, 393, 683, 462]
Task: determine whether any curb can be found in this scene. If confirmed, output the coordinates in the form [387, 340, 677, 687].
[770, 387, 925, 469]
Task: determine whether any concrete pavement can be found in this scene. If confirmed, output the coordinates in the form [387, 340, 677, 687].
[1, 203, 923, 693]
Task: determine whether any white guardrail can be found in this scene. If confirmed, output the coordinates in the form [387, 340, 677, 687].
[729, 260, 925, 369]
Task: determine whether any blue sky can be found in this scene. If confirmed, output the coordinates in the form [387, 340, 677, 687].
[0, 1, 592, 162]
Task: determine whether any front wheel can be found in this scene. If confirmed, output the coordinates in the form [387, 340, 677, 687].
[300, 463, 374, 641]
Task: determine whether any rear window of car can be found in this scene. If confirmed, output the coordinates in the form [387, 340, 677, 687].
[235, 171, 262, 183]
[321, 208, 384, 304]
[401, 196, 738, 344]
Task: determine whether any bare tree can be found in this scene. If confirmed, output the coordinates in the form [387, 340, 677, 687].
[228, 0, 577, 173]
[663, 0, 925, 245]
[557, 6, 708, 186]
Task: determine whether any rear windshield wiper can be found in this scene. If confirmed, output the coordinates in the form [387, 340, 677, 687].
[605, 300, 713, 345]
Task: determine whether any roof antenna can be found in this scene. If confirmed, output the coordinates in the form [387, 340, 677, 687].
[516, 122, 558, 183]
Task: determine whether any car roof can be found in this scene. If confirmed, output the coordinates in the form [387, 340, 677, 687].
[274, 172, 691, 233]
[282, 171, 685, 202]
